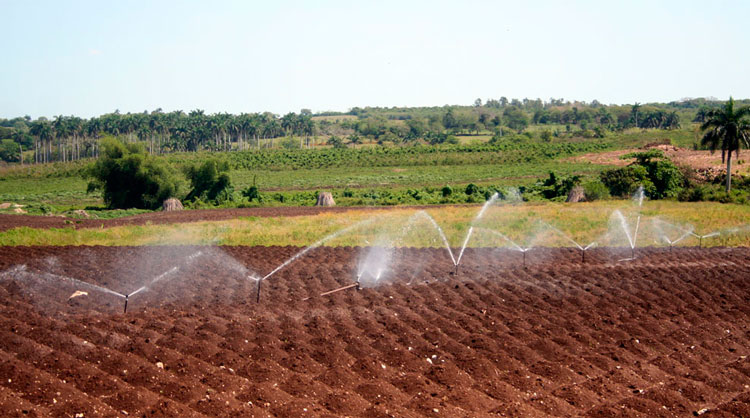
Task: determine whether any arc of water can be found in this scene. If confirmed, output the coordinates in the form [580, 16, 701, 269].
[127, 250, 204, 297]
[654, 219, 695, 247]
[419, 212, 456, 265]
[613, 210, 635, 249]
[455, 226, 474, 266]
[539, 221, 583, 250]
[455, 193, 499, 267]
[33, 270, 126, 299]
[263, 217, 375, 282]
[476, 227, 525, 252]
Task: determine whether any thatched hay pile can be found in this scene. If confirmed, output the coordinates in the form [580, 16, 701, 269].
[316, 192, 336, 206]
[566, 185, 586, 203]
[163, 198, 184, 211]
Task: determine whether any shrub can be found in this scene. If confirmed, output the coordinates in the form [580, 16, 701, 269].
[583, 180, 610, 201]
[465, 183, 479, 195]
[441, 185, 453, 197]
[243, 185, 259, 201]
[87, 137, 181, 209]
[184, 160, 233, 203]
[600, 165, 653, 198]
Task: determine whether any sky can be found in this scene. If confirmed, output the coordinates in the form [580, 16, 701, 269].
[1, 0, 749, 118]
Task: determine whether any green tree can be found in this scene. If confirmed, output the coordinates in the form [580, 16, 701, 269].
[630, 102, 641, 128]
[502, 107, 528, 132]
[184, 160, 233, 203]
[0, 139, 21, 162]
[87, 137, 181, 209]
[327, 135, 346, 149]
[700, 97, 750, 192]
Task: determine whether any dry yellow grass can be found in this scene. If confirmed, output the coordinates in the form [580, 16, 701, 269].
[1, 201, 749, 247]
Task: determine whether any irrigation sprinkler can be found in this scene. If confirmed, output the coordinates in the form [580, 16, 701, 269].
[522, 250, 527, 268]
[256, 278, 262, 303]
[123, 294, 129, 313]
[692, 232, 719, 248]
[302, 282, 360, 301]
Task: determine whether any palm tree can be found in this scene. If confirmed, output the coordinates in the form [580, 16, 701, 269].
[700, 97, 750, 192]
[630, 102, 641, 128]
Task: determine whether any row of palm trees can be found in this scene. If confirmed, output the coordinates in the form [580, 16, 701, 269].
[26, 110, 316, 163]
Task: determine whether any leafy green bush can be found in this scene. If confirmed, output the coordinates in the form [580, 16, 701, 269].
[441, 185, 453, 197]
[86, 137, 181, 209]
[465, 183, 479, 195]
[600, 165, 653, 198]
[583, 180, 610, 201]
[243, 185, 259, 201]
[619, 150, 685, 199]
[184, 160, 233, 203]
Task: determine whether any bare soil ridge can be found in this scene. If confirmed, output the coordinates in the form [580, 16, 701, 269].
[0, 245, 749, 416]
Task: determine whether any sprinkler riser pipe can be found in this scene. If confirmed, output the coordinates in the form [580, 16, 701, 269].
[256, 278, 262, 303]
[123, 295, 128, 314]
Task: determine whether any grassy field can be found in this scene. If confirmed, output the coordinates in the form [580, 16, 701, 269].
[0, 125, 713, 216]
[0, 160, 612, 214]
[2, 200, 748, 247]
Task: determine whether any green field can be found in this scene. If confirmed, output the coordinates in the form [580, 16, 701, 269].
[0, 124, 732, 217]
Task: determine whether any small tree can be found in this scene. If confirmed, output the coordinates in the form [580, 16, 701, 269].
[184, 160, 233, 203]
[87, 137, 180, 209]
[327, 135, 346, 149]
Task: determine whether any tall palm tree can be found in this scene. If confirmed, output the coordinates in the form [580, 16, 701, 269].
[630, 102, 641, 128]
[700, 97, 750, 192]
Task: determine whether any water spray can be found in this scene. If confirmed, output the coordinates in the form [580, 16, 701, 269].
[454, 193, 499, 274]
[692, 232, 720, 248]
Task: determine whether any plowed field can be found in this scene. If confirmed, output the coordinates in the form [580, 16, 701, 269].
[1, 245, 749, 417]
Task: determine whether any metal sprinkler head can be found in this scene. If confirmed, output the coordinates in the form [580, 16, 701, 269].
[123, 294, 129, 314]
[581, 248, 585, 263]
[256, 278, 262, 303]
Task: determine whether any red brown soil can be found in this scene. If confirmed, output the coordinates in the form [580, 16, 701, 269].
[569, 144, 748, 177]
[0, 245, 749, 417]
[0, 205, 475, 232]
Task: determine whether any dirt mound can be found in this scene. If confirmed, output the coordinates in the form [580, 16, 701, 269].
[0, 245, 749, 416]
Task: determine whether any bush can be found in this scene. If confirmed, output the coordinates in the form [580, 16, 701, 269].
[618, 150, 684, 199]
[465, 183, 479, 195]
[87, 137, 181, 209]
[184, 160, 233, 203]
[441, 185, 453, 197]
[243, 185, 259, 201]
[583, 180, 610, 201]
[600, 165, 653, 198]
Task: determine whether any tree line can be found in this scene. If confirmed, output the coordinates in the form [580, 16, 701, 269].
[0, 97, 740, 164]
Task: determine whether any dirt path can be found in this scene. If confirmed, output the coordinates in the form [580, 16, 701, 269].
[0, 204, 477, 232]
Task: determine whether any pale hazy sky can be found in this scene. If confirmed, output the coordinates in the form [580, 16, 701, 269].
[2, 0, 749, 118]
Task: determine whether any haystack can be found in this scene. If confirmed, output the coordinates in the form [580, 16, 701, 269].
[73, 209, 90, 218]
[316, 192, 336, 206]
[566, 185, 586, 203]
[162, 198, 184, 211]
